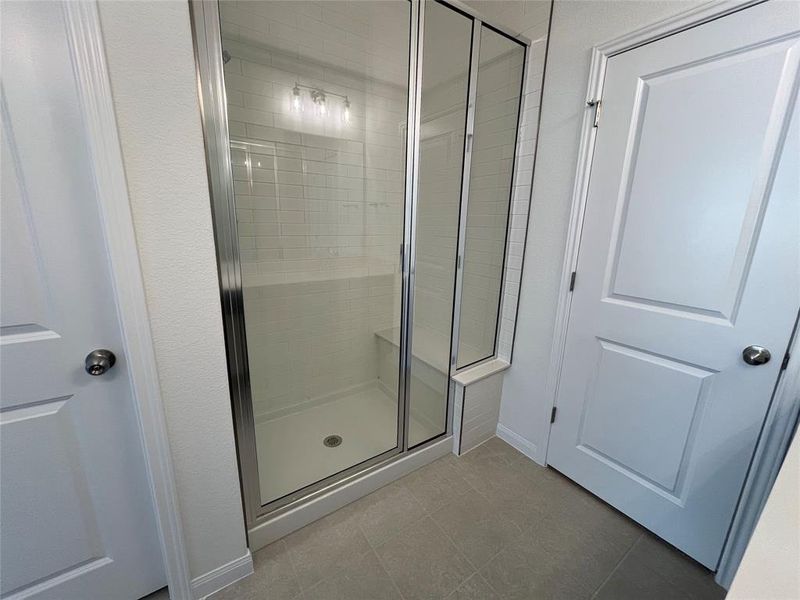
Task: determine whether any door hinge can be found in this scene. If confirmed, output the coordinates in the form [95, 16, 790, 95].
[587, 99, 602, 128]
[457, 254, 463, 269]
[781, 352, 791, 371]
[550, 406, 557, 424]
[569, 271, 577, 292]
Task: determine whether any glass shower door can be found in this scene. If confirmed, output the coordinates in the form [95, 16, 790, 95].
[219, 0, 412, 507]
[407, 1, 473, 447]
[456, 26, 525, 368]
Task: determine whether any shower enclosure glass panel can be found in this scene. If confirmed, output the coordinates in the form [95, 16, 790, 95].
[456, 26, 525, 369]
[218, 1, 412, 506]
[406, 1, 472, 447]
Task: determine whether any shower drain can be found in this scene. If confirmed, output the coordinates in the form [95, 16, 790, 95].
[323, 435, 343, 448]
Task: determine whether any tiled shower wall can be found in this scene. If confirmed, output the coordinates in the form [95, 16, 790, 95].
[220, 1, 409, 419]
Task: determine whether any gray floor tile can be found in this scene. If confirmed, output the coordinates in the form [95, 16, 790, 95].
[480, 437, 525, 464]
[432, 488, 523, 569]
[593, 557, 689, 600]
[479, 505, 640, 600]
[353, 480, 427, 547]
[445, 572, 503, 600]
[401, 454, 473, 513]
[624, 533, 726, 600]
[210, 540, 301, 600]
[283, 503, 372, 590]
[303, 549, 402, 600]
[220, 438, 722, 600]
[376, 516, 475, 600]
[455, 449, 567, 531]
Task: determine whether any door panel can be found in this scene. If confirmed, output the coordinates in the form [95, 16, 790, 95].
[0, 2, 164, 598]
[608, 37, 794, 321]
[548, 1, 800, 569]
[578, 340, 715, 497]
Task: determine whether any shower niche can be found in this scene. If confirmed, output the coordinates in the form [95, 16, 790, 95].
[192, 0, 528, 538]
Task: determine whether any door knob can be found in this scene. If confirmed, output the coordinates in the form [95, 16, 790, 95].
[742, 345, 771, 366]
[85, 349, 116, 376]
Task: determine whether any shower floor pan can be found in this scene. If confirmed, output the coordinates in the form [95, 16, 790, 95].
[255, 383, 438, 505]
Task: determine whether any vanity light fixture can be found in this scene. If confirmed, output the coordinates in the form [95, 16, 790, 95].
[291, 84, 302, 112]
[292, 83, 350, 123]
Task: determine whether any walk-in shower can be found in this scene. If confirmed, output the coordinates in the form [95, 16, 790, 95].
[191, 0, 529, 540]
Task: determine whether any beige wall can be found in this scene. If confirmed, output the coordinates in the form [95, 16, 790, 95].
[729, 432, 800, 599]
[99, 0, 248, 581]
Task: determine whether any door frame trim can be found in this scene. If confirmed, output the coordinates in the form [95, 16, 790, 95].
[63, 2, 192, 598]
[541, 0, 798, 588]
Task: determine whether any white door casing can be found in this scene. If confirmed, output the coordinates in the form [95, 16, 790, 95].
[0, 2, 166, 598]
[548, 0, 800, 570]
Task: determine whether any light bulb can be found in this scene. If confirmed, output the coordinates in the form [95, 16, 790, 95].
[291, 84, 302, 112]
[343, 98, 351, 124]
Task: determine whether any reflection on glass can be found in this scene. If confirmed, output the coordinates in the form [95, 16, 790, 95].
[408, 1, 472, 447]
[457, 26, 524, 369]
[220, 1, 411, 506]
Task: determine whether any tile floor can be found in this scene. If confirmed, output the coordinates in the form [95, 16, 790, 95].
[210, 437, 727, 600]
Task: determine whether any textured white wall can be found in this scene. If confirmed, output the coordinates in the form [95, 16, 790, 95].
[728, 432, 799, 598]
[98, 0, 249, 581]
[497, 0, 705, 463]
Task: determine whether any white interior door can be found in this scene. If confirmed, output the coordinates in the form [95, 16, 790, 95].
[548, 1, 800, 569]
[0, 2, 165, 598]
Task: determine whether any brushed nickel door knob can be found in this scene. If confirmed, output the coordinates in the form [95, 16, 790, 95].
[742, 345, 771, 366]
[85, 349, 116, 376]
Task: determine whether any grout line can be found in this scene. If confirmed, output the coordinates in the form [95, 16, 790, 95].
[369, 545, 409, 600]
[589, 532, 644, 599]
[427, 516, 480, 591]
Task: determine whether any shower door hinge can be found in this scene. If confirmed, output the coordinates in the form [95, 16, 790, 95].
[550, 406, 557, 424]
[587, 99, 602, 128]
[569, 271, 577, 292]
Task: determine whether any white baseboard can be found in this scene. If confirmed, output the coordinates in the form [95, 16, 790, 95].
[496, 423, 544, 465]
[191, 550, 254, 600]
[248, 436, 453, 551]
